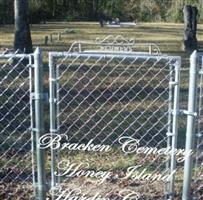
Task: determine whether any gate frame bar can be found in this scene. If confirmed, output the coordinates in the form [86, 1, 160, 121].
[169, 59, 181, 199]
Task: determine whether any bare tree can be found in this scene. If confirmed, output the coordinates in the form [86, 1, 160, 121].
[14, 0, 33, 53]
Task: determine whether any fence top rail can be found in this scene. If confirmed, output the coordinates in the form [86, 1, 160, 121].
[0, 53, 32, 59]
[0, 48, 34, 58]
[49, 51, 181, 61]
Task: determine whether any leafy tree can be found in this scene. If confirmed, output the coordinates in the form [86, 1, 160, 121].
[0, 0, 203, 25]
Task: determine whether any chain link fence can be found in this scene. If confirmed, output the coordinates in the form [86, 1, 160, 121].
[46, 37, 183, 199]
[0, 48, 46, 200]
[0, 50, 34, 199]
[1, 37, 203, 200]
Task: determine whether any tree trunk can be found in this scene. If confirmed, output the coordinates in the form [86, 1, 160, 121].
[191, 7, 198, 39]
[183, 5, 198, 52]
[1, 0, 7, 24]
[14, 0, 33, 53]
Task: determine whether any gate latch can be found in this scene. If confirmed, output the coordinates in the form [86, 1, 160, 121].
[31, 92, 49, 102]
[179, 110, 197, 117]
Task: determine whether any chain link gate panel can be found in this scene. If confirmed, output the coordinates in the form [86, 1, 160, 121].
[0, 49, 46, 200]
[46, 37, 182, 200]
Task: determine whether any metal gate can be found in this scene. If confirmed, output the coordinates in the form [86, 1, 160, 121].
[0, 48, 46, 200]
[46, 37, 182, 199]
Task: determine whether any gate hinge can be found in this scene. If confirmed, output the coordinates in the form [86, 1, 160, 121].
[30, 127, 45, 132]
[179, 110, 197, 117]
[50, 129, 59, 133]
[169, 81, 178, 86]
[171, 110, 180, 116]
[49, 98, 57, 103]
[196, 133, 202, 138]
[166, 132, 175, 137]
[31, 92, 49, 102]
[199, 69, 203, 75]
[49, 78, 59, 82]
[29, 64, 35, 68]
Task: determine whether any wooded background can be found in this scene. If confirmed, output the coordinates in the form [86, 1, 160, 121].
[0, 0, 203, 24]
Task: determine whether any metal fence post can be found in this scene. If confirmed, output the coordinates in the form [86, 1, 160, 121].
[169, 59, 181, 199]
[165, 63, 174, 198]
[182, 51, 198, 200]
[49, 53, 57, 199]
[29, 55, 37, 198]
[34, 47, 46, 200]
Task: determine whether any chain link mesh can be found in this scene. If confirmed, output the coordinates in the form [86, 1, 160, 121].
[48, 47, 182, 199]
[1, 43, 190, 200]
[0, 51, 34, 200]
